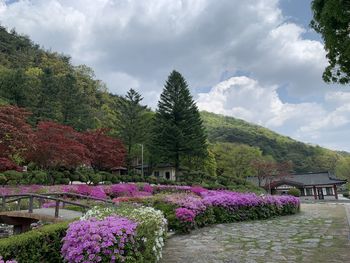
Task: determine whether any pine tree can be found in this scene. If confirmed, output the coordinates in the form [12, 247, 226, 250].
[152, 70, 207, 178]
[116, 89, 148, 167]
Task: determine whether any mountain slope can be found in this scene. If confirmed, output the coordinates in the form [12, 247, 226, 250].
[201, 111, 343, 173]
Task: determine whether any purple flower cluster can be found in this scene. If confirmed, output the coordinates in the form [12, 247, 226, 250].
[201, 191, 264, 209]
[0, 257, 17, 263]
[165, 194, 207, 214]
[263, 195, 300, 207]
[90, 186, 107, 199]
[201, 191, 300, 210]
[62, 216, 138, 263]
[175, 208, 196, 222]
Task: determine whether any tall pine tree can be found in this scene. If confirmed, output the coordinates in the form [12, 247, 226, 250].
[152, 70, 207, 178]
[116, 89, 149, 168]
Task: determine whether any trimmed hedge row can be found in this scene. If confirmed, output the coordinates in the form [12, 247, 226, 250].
[0, 222, 69, 263]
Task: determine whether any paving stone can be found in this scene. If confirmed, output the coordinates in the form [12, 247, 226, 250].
[161, 203, 350, 263]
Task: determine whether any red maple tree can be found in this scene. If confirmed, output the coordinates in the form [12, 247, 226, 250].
[79, 129, 126, 171]
[28, 121, 91, 169]
[251, 159, 293, 193]
[0, 105, 33, 160]
[0, 157, 22, 172]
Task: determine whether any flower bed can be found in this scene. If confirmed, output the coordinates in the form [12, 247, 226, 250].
[0, 183, 300, 262]
[151, 191, 300, 233]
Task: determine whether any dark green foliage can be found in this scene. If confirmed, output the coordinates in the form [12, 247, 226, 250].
[152, 71, 207, 177]
[311, 0, 350, 84]
[116, 89, 150, 168]
[151, 201, 179, 231]
[0, 170, 23, 185]
[0, 26, 113, 131]
[0, 222, 69, 263]
[288, 188, 301, 197]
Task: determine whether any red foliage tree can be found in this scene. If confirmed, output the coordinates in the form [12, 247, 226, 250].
[251, 159, 293, 193]
[80, 129, 126, 171]
[0, 157, 22, 172]
[28, 121, 91, 169]
[0, 105, 33, 160]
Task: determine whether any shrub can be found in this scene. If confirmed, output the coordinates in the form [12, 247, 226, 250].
[62, 216, 138, 263]
[0, 222, 69, 263]
[287, 188, 301, 197]
[81, 205, 167, 262]
[343, 192, 349, 198]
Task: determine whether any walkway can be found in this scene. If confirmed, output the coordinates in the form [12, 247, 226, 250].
[161, 203, 350, 263]
[0, 208, 82, 221]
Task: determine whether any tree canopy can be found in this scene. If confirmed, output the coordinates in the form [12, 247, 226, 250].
[311, 0, 350, 84]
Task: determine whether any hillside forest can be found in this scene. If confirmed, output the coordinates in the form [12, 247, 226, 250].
[1, 26, 349, 190]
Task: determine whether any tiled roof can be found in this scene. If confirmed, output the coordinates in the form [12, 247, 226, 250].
[247, 172, 347, 187]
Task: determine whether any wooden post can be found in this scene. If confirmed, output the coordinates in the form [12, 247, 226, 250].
[333, 184, 338, 200]
[55, 200, 60, 218]
[28, 195, 33, 213]
[2, 196, 5, 210]
[313, 186, 317, 200]
[17, 199, 21, 211]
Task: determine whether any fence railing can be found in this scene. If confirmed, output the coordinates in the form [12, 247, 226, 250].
[0, 192, 115, 218]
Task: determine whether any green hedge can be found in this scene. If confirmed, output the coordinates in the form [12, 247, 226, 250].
[0, 222, 69, 263]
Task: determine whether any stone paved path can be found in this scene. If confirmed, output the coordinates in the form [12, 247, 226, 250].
[161, 203, 350, 263]
[31, 208, 82, 220]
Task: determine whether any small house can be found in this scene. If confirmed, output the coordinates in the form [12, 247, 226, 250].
[135, 163, 176, 181]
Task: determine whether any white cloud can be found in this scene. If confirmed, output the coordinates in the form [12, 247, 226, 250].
[1, 0, 350, 150]
[197, 76, 324, 129]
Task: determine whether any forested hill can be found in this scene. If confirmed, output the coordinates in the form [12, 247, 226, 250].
[0, 26, 121, 131]
[201, 111, 344, 173]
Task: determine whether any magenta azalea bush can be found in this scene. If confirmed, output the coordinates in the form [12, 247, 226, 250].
[175, 208, 196, 223]
[61, 216, 138, 263]
[0, 257, 17, 263]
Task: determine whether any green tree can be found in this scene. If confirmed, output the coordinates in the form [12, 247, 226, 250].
[311, 0, 350, 84]
[152, 70, 207, 178]
[335, 157, 350, 180]
[211, 142, 262, 179]
[116, 89, 149, 167]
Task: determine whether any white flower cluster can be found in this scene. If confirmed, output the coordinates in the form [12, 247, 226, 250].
[115, 206, 167, 262]
[80, 206, 115, 220]
[81, 205, 167, 262]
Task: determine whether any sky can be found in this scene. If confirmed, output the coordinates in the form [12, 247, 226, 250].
[1, 0, 350, 151]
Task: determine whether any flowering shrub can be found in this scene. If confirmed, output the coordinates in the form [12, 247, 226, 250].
[62, 216, 138, 263]
[90, 186, 107, 199]
[175, 208, 196, 222]
[0, 257, 17, 263]
[80, 205, 167, 262]
[165, 193, 206, 214]
[110, 184, 138, 197]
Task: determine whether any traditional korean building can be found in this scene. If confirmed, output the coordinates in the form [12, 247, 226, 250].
[248, 172, 347, 200]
